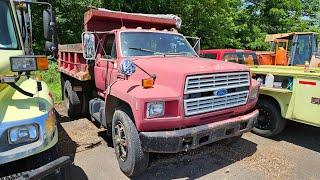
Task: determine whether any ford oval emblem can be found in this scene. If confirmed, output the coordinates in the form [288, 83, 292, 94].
[215, 89, 228, 96]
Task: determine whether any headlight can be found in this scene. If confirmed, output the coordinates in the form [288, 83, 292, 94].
[8, 124, 39, 144]
[146, 102, 165, 118]
[249, 86, 259, 99]
[10, 56, 48, 72]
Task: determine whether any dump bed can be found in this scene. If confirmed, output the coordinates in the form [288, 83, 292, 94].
[84, 8, 181, 31]
[58, 8, 182, 81]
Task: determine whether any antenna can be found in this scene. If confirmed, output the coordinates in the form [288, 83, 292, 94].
[118, 3, 124, 27]
[121, 16, 124, 27]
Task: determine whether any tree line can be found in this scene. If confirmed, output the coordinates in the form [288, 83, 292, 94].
[34, 0, 320, 51]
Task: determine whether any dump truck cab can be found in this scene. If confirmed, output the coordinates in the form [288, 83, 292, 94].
[58, 8, 260, 176]
[0, 0, 69, 178]
[257, 32, 318, 66]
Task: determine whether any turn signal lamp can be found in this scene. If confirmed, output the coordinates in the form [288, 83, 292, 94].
[10, 56, 49, 72]
[36, 56, 49, 70]
[142, 78, 155, 88]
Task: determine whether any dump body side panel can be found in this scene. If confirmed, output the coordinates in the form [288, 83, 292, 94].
[58, 44, 91, 81]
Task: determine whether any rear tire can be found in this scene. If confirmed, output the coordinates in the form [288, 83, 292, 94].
[64, 80, 81, 118]
[112, 110, 149, 177]
[252, 99, 286, 137]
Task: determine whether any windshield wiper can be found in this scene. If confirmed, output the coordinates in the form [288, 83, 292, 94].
[129, 47, 164, 55]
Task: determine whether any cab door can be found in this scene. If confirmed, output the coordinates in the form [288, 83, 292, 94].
[94, 34, 117, 93]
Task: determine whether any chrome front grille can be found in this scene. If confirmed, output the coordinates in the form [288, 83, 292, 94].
[184, 72, 250, 116]
[184, 72, 250, 94]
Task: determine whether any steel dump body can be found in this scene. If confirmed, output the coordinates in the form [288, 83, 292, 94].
[84, 8, 181, 32]
[58, 9, 259, 157]
[58, 44, 90, 81]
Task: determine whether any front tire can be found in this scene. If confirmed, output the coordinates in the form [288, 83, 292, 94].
[112, 110, 149, 177]
[252, 99, 286, 137]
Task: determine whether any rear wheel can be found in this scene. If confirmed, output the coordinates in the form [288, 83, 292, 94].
[112, 110, 149, 177]
[252, 99, 286, 137]
[64, 80, 81, 118]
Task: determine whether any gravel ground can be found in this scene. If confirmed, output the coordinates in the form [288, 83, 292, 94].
[2, 104, 319, 179]
[54, 104, 320, 180]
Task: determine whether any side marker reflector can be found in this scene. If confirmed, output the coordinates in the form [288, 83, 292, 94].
[299, 80, 316, 86]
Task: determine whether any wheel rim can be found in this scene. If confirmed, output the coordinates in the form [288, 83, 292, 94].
[256, 108, 274, 130]
[114, 121, 128, 162]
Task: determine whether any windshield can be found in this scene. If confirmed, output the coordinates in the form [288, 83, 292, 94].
[120, 32, 197, 57]
[0, 1, 18, 49]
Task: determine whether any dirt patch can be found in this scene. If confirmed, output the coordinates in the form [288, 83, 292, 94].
[55, 104, 106, 157]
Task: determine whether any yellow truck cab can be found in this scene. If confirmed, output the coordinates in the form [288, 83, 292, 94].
[0, 0, 69, 178]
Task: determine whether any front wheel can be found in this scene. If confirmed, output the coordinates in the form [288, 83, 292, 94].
[252, 99, 286, 137]
[112, 110, 149, 177]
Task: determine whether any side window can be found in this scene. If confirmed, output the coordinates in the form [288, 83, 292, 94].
[103, 34, 116, 59]
[223, 53, 239, 63]
[243, 53, 255, 65]
[201, 53, 217, 59]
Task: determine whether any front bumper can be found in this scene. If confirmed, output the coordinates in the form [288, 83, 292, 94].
[0, 156, 71, 180]
[0, 112, 58, 165]
[139, 110, 258, 153]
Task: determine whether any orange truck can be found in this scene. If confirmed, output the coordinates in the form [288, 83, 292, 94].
[256, 32, 318, 66]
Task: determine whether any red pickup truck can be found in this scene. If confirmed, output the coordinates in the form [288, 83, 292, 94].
[200, 49, 259, 65]
[58, 8, 259, 176]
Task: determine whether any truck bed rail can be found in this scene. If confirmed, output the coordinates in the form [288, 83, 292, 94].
[58, 44, 91, 81]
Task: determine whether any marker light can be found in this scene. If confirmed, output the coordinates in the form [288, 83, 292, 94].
[249, 86, 259, 99]
[142, 78, 155, 88]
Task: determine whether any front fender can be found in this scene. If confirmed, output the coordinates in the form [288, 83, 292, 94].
[108, 79, 180, 131]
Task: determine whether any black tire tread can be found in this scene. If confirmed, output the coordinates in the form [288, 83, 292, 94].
[64, 80, 81, 118]
[253, 99, 286, 137]
[112, 109, 149, 177]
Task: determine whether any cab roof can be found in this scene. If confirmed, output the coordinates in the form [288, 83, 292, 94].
[265, 32, 318, 42]
[200, 49, 255, 54]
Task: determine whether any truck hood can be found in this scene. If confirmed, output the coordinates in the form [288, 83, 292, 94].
[0, 79, 53, 124]
[128, 56, 249, 92]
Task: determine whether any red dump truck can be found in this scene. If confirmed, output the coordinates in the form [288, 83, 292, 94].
[58, 8, 260, 176]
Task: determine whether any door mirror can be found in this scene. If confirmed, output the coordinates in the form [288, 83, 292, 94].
[43, 9, 55, 40]
[119, 59, 136, 76]
[82, 32, 96, 60]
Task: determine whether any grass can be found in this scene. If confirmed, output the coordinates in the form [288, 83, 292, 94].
[37, 62, 62, 103]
